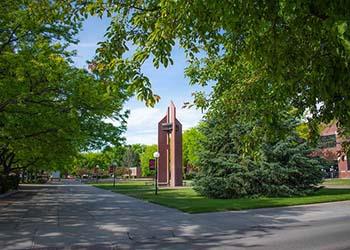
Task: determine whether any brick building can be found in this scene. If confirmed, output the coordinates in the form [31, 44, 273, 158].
[128, 167, 141, 178]
[319, 123, 350, 178]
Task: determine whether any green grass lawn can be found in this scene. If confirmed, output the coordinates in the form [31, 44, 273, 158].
[323, 178, 350, 185]
[93, 181, 350, 213]
[96, 180, 154, 189]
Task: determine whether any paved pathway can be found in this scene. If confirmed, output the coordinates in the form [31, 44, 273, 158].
[1, 182, 350, 249]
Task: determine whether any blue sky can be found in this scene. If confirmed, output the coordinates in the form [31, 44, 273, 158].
[71, 16, 208, 145]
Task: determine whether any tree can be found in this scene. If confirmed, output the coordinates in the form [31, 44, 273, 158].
[122, 146, 141, 169]
[183, 127, 204, 174]
[72, 144, 127, 178]
[0, 1, 128, 192]
[130, 144, 146, 157]
[83, 1, 350, 137]
[140, 144, 157, 177]
[102, 145, 126, 168]
[193, 110, 328, 199]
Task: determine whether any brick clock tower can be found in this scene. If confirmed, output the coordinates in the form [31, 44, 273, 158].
[157, 102, 183, 187]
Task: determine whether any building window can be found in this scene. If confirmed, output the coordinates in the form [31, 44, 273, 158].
[347, 154, 350, 171]
[320, 134, 337, 148]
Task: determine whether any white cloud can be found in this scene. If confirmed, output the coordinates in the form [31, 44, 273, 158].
[124, 107, 161, 145]
[124, 106, 203, 145]
[126, 107, 162, 129]
[177, 108, 204, 130]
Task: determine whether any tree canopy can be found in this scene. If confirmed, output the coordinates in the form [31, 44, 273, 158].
[183, 127, 204, 172]
[83, 0, 350, 137]
[122, 145, 142, 169]
[140, 144, 157, 176]
[0, 1, 129, 191]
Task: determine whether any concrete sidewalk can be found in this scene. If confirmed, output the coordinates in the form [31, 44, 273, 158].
[1, 183, 350, 249]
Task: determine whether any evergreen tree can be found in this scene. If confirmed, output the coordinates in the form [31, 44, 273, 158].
[194, 111, 328, 199]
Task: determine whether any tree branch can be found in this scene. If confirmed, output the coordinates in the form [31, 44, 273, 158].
[0, 98, 17, 112]
[0, 25, 20, 53]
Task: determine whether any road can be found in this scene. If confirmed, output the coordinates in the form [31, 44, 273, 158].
[0, 182, 350, 249]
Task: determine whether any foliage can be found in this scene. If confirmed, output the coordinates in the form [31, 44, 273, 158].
[130, 144, 146, 157]
[83, 0, 350, 137]
[140, 144, 157, 176]
[122, 145, 141, 168]
[296, 123, 311, 141]
[115, 166, 131, 177]
[71, 144, 145, 177]
[193, 110, 328, 199]
[182, 127, 204, 173]
[0, 1, 128, 191]
[72, 145, 126, 176]
[102, 145, 126, 168]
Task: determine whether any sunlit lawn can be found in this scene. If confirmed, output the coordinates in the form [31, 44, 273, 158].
[95, 180, 153, 189]
[93, 181, 350, 213]
[323, 178, 350, 186]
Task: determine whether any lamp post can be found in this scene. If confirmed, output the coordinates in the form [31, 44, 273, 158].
[153, 152, 160, 195]
[96, 165, 100, 183]
[112, 161, 117, 188]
